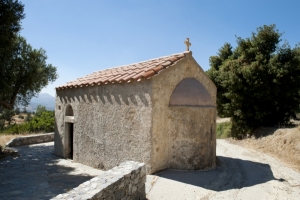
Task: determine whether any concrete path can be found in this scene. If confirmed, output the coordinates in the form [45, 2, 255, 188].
[146, 139, 300, 200]
[2, 140, 300, 200]
[0, 142, 104, 200]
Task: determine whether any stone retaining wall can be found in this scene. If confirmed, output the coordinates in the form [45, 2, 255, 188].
[6, 132, 54, 147]
[51, 161, 146, 200]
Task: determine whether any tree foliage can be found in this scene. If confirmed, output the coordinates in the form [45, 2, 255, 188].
[207, 25, 300, 138]
[0, 0, 58, 110]
[0, 0, 24, 52]
[0, 0, 25, 84]
[35, 105, 47, 117]
[0, 107, 55, 134]
[0, 108, 15, 125]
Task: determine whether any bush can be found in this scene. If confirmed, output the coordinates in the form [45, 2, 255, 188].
[35, 105, 47, 117]
[0, 110, 54, 134]
[15, 107, 20, 115]
[0, 120, 5, 131]
[216, 122, 232, 139]
[18, 115, 24, 119]
[0, 109, 15, 125]
[207, 24, 300, 138]
[25, 113, 32, 122]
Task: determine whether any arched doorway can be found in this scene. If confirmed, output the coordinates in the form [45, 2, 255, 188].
[65, 104, 74, 159]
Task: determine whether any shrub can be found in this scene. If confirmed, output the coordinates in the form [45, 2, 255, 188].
[216, 122, 232, 139]
[207, 24, 300, 138]
[0, 110, 54, 134]
[0, 120, 5, 131]
[0, 109, 15, 125]
[25, 113, 32, 122]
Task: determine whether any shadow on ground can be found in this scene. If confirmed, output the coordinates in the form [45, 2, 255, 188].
[0, 144, 97, 200]
[155, 156, 285, 191]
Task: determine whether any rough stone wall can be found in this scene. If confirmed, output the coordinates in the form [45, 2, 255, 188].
[6, 133, 54, 147]
[55, 81, 152, 171]
[150, 53, 217, 173]
[51, 161, 146, 200]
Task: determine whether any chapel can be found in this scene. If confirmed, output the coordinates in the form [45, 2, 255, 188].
[54, 41, 217, 174]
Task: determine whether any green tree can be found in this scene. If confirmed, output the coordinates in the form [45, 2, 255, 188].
[22, 107, 27, 113]
[0, 119, 5, 131]
[29, 110, 55, 132]
[0, 108, 15, 125]
[207, 25, 300, 138]
[208, 42, 233, 117]
[0, 0, 58, 110]
[0, 0, 25, 60]
[0, 0, 25, 95]
[14, 107, 20, 114]
[35, 105, 47, 117]
[0, 36, 58, 110]
[25, 112, 32, 122]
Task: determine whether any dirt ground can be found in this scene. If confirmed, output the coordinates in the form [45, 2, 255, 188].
[229, 124, 300, 173]
[0, 133, 38, 148]
[147, 139, 300, 199]
[10, 113, 28, 125]
[0, 113, 35, 149]
[0, 135, 19, 148]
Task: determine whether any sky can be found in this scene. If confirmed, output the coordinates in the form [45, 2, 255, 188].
[19, 0, 300, 97]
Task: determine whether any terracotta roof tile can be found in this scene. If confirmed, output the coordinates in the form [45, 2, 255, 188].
[56, 51, 191, 90]
[152, 65, 164, 73]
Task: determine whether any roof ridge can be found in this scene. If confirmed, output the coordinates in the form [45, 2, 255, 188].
[92, 51, 190, 74]
[56, 51, 191, 90]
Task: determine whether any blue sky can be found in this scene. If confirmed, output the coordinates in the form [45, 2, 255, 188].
[20, 0, 300, 97]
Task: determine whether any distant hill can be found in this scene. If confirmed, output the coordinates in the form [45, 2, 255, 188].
[24, 93, 55, 112]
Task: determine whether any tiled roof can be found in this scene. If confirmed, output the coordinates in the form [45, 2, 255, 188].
[56, 51, 191, 90]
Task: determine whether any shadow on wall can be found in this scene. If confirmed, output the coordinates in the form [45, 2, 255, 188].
[54, 119, 63, 157]
[155, 156, 285, 191]
[59, 91, 150, 107]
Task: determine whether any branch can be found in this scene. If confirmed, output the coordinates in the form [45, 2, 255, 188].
[0, 101, 14, 110]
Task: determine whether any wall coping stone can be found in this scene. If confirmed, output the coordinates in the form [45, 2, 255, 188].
[51, 161, 146, 200]
[6, 132, 54, 147]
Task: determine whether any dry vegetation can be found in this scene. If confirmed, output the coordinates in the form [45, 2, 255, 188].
[11, 113, 27, 125]
[0, 113, 32, 148]
[0, 133, 23, 160]
[229, 123, 300, 172]
[0, 135, 19, 147]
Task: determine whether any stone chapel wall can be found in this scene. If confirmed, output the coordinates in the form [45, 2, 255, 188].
[150, 54, 217, 173]
[55, 80, 153, 171]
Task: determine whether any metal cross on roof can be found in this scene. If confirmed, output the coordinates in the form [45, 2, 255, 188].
[184, 38, 191, 51]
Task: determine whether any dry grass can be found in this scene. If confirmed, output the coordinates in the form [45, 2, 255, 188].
[0, 133, 37, 148]
[0, 113, 35, 148]
[0, 134, 22, 160]
[229, 124, 300, 172]
[12, 114, 26, 125]
[0, 135, 19, 148]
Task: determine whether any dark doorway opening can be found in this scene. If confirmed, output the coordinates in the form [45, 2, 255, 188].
[69, 123, 74, 159]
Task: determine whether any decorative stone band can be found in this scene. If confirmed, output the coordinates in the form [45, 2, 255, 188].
[51, 161, 146, 200]
[5, 132, 54, 147]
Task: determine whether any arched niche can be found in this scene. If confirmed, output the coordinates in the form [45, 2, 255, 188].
[169, 78, 214, 107]
[65, 104, 74, 116]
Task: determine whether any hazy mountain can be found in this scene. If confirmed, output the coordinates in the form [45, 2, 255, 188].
[21, 93, 55, 112]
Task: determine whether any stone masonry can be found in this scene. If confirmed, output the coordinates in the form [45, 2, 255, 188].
[6, 132, 54, 147]
[55, 51, 217, 174]
[51, 161, 146, 200]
